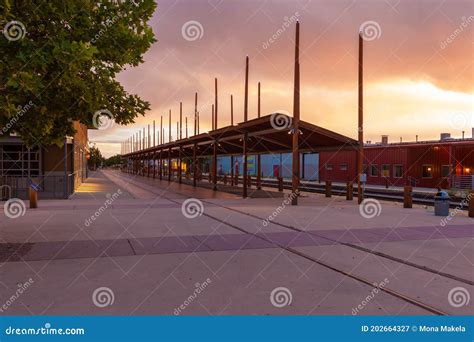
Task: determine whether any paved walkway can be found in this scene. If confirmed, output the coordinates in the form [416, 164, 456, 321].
[0, 170, 472, 316]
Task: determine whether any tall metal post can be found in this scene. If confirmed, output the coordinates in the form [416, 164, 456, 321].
[147, 124, 151, 177]
[214, 77, 218, 130]
[213, 140, 217, 190]
[193, 143, 197, 187]
[179, 102, 183, 140]
[168, 110, 172, 181]
[212, 105, 214, 131]
[357, 32, 364, 204]
[257, 81, 262, 190]
[194, 92, 198, 136]
[230, 94, 234, 186]
[291, 21, 300, 206]
[243, 56, 249, 198]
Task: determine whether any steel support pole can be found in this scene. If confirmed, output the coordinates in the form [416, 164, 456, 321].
[179, 146, 183, 184]
[193, 143, 197, 187]
[291, 21, 300, 206]
[168, 147, 171, 182]
[257, 81, 262, 190]
[243, 56, 249, 198]
[194, 92, 198, 136]
[357, 33, 365, 204]
[159, 148, 163, 180]
[215, 77, 218, 129]
[243, 133, 248, 198]
[230, 94, 234, 186]
[213, 140, 217, 191]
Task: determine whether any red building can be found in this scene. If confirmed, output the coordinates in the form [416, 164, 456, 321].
[319, 136, 474, 189]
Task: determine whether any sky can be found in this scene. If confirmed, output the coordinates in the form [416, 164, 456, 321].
[89, 0, 474, 158]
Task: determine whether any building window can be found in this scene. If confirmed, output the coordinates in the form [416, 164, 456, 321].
[325, 163, 333, 170]
[422, 165, 433, 178]
[339, 163, 348, 171]
[393, 165, 403, 178]
[381, 164, 390, 177]
[441, 165, 451, 178]
[370, 165, 378, 177]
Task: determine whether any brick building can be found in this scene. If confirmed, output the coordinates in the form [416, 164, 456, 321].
[0, 122, 89, 199]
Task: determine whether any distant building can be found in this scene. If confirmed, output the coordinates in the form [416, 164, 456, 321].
[319, 135, 473, 189]
[0, 122, 89, 199]
[201, 136, 473, 190]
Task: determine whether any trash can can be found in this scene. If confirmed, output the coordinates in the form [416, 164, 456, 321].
[434, 190, 450, 216]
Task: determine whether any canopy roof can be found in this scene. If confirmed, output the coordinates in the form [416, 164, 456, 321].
[124, 113, 358, 158]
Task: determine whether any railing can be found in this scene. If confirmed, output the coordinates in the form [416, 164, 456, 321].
[0, 175, 75, 200]
[451, 175, 474, 190]
[407, 176, 419, 187]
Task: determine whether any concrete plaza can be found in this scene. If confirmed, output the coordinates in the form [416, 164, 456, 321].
[0, 170, 472, 316]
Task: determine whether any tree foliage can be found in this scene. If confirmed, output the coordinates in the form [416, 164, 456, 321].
[88, 145, 104, 169]
[104, 154, 122, 167]
[0, 0, 156, 147]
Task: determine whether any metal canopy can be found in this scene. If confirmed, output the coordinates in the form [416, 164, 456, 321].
[123, 113, 358, 159]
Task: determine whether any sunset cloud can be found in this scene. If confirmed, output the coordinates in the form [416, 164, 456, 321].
[91, 0, 473, 157]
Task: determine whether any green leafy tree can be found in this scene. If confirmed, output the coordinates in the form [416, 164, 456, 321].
[88, 145, 104, 169]
[104, 154, 122, 167]
[0, 0, 156, 146]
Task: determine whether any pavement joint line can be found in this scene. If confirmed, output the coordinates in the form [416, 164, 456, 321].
[111, 171, 474, 291]
[90, 172, 462, 315]
[110, 171, 470, 315]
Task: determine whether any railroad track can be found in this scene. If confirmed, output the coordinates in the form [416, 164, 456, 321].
[107, 171, 474, 315]
[257, 179, 469, 209]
